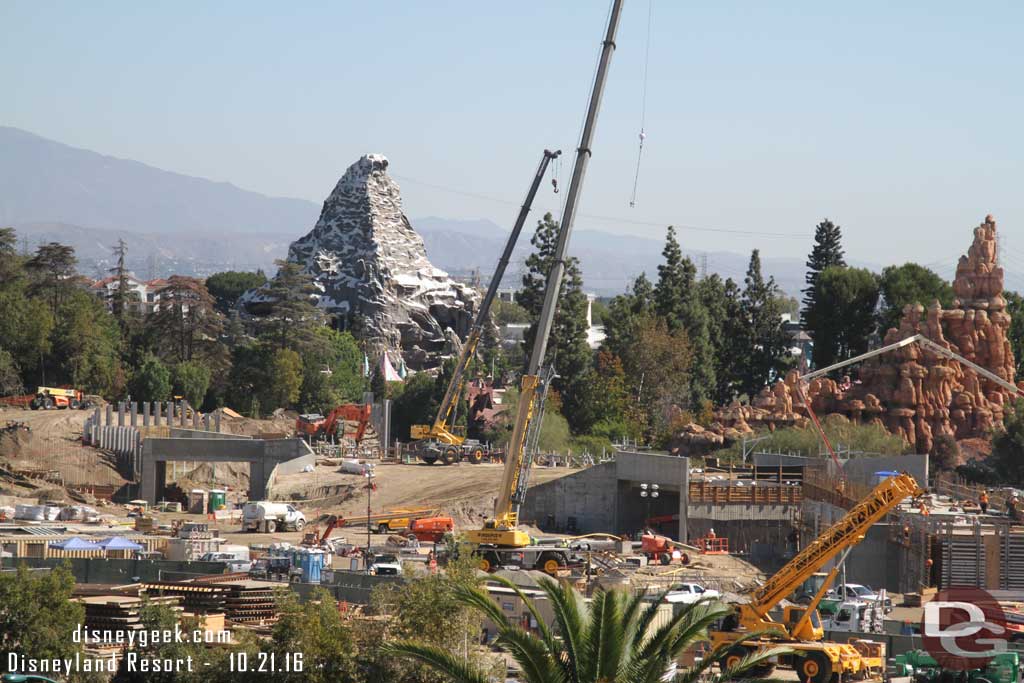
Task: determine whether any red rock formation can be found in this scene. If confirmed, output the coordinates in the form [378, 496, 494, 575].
[699, 216, 1021, 455]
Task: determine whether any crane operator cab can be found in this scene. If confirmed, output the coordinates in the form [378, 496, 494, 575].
[781, 605, 824, 641]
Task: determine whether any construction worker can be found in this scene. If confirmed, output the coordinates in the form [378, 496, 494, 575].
[1008, 495, 1021, 522]
[707, 527, 716, 539]
[980, 490, 990, 514]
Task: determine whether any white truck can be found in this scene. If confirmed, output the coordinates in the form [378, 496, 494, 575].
[200, 545, 252, 573]
[664, 582, 720, 605]
[242, 502, 306, 533]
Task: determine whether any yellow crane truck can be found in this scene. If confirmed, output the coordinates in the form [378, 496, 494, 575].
[713, 472, 922, 683]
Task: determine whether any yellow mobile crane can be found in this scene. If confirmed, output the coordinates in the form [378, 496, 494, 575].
[466, 0, 623, 569]
[712, 472, 922, 683]
[409, 148, 561, 465]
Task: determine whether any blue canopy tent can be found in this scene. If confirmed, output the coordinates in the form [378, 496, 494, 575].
[48, 537, 102, 551]
[98, 537, 144, 551]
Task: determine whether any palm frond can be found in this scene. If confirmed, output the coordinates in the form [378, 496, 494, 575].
[382, 641, 491, 683]
[580, 588, 626, 683]
[536, 576, 586, 683]
[495, 626, 567, 683]
[484, 574, 559, 655]
[453, 583, 513, 632]
[718, 645, 793, 683]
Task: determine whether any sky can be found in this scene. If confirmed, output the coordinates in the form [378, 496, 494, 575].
[3, 1, 1024, 286]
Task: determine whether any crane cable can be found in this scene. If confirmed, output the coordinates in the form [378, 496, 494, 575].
[629, 0, 653, 208]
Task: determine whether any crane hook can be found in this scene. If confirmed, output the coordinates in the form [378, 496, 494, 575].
[552, 178, 559, 194]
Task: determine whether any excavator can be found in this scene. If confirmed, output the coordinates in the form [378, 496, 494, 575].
[295, 404, 372, 443]
[712, 472, 922, 683]
[465, 0, 623, 574]
[409, 148, 562, 466]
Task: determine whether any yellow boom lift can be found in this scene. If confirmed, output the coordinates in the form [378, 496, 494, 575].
[466, 0, 622, 564]
[410, 149, 561, 465]
[713, 472, 922, 682]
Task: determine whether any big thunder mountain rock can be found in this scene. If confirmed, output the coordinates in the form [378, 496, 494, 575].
[678, 216, 1022, 458]
[243, 154, 479, 370]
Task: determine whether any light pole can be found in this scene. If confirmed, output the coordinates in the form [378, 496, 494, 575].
[639, 483, 659, 530]
[365, 470, 375, 563]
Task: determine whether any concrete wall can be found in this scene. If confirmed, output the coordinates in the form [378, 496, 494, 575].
[0, 557, 227, 583]
[520, 462, 617, 534]
[140, 437, 309, 503]
[754, 452, 929, 487]
[521, 451, 691, 540]
[168, 428, 249, 440]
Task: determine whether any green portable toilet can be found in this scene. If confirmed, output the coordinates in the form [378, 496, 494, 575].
[208, 489, 226, 512]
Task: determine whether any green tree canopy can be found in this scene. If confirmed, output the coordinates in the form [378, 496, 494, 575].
[392, 371, 437, 440]
[1005, 291, 1024, 378]
[129, 353, 172, 403]
[26, 241, 79, 313]
[174, 360, 212, 407]
[991, 400, 1024, 485]
[877, 263, 954, 333]
[52, 289, 124, 395]
[268, 347, 303, 409]
[206, 269, 268, 314]
[261, 260, 325, 351]
[298, 327, 366, 413]
[805, 266, 880, 369]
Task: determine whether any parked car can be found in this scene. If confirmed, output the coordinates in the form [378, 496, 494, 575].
[368, 553, 402, 576]
[826, 583, 893, 613]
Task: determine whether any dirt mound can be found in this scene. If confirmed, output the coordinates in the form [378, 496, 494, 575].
[169, 461, 250, 492]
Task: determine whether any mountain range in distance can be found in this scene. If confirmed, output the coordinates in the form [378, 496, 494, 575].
[0, 124, 975, 298]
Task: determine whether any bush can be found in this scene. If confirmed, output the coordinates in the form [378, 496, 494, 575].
[715, 415, 909, 458]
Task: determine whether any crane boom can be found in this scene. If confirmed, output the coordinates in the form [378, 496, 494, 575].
[410, 149, 561, 449]
[747, 472, 921, 624]
[468, 0, 624, 548]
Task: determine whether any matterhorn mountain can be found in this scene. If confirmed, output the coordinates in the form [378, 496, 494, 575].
[245, 154, 479, 370]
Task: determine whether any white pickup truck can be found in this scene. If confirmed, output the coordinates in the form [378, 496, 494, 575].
[664, 583, 720, 604]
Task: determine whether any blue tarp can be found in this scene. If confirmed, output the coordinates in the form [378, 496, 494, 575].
[49, 537, 102, 550]
[98, 537, 144, 550]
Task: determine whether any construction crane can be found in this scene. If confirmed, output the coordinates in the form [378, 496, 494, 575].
[712, 472, 923, 683]
[409, 149, 562, 466]
[466, 0, 623, 557]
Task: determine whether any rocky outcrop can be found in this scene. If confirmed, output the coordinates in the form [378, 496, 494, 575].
[687, 216, 1022, 454]
[246, 154, 479, 370]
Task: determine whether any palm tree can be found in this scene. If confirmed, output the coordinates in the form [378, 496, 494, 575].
[385, 576, 788, 683]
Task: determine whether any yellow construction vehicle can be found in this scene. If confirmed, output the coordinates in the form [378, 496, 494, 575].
[466, 0, 622, 573]
[712, 472, 922, 683]
[410, 149, 561, 466]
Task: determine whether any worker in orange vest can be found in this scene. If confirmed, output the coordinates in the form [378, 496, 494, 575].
[707, 528, 716, 539]
[980, 491, 990, 514]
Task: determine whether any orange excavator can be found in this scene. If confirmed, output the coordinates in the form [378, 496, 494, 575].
[295, 404, 372, 443]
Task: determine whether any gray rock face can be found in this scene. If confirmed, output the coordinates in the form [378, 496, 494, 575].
[267, 154, 478, 370]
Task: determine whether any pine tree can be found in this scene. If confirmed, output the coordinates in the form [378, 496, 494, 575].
[109, 238, 133, 322]
[261, 260, 326, 351]
[603, 272, 654, 360]
[740, 249, 789, 395]
[802, 218, 846, 324]
[516, 212, 593, 433]
[653, 226, 695, 326]
[698, 274, 745, 404]
[25, 242, 78, 313]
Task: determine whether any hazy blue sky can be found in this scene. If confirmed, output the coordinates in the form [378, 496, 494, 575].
[3, 1, 1023, 285]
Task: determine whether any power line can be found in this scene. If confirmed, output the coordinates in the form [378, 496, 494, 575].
[393, 173, 809, 240]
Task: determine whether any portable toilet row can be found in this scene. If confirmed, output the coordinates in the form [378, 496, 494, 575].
[188, 488, 227, 514]
[295, 547, 327, 583]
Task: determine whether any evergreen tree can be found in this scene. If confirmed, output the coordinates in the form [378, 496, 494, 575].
[516, 213, 593, 433]
[148, 276, 226, 368]
[205, 270, 268, 314]
[262, 260, 326, 351]
[698, 274, 745, 404]
[602, 272, 653, 360]
[809, 266, 880, 368]
[108, 238, 134, 323]
[25, 241, 78, 313]
[740, 249, 790, 395]
[653, 226, 695, 326]
[128, 353, 172, 403]
[1006, 291, 1024, 377]
[802, 219, 846, 325]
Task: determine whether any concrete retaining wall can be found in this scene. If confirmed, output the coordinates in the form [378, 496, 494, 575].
[754, 452, 929, 487]
[0, 557, 227, 583]
[521, 462, 617, 534]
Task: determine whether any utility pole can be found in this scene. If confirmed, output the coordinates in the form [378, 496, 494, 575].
[365, 470, 374, 566]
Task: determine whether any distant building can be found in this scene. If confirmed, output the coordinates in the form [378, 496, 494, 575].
[497, 289, 517, 304]
[586, 293, 606, 349]
[89, 274, 169, 314]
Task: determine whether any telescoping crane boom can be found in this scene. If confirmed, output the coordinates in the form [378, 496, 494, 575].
[409, 149, 562, 466]
[712, 472, 923, 683]
[467, 0, 623, 550]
